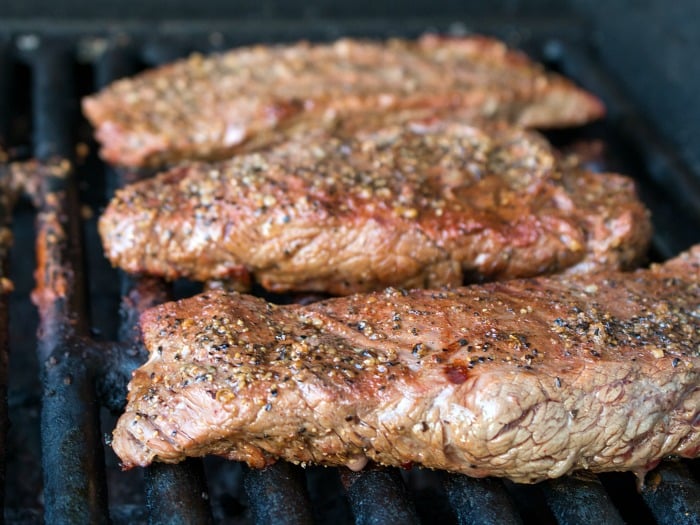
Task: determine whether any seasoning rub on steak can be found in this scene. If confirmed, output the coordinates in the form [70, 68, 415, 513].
[99, 119, 650, 294]
[82, 35, 604, 167]
[113, 246, 700, 483]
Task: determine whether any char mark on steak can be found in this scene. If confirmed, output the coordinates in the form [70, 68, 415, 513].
[112, 245, 700, 483]
[99, 118, 650, 294]
[83, 35, 604, 167]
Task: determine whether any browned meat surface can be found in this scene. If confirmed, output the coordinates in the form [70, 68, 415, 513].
[82, 35, 604, 167]
[113, 246, 700, 482]
[99, 119, 650, 294]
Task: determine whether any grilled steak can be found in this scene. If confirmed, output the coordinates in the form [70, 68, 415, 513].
[113, 246, 700, 482]
[99, 119, 650, 294]
[82, 35, 604, 167]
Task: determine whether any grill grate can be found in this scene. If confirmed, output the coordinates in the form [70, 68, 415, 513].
[1, 18, 699, 524]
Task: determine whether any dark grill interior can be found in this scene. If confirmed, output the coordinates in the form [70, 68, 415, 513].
[1, 17, 699, 524]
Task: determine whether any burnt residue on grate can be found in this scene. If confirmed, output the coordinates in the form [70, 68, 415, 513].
[1, 22, 699, 525]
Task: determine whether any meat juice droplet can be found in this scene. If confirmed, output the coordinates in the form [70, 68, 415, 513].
[445, 365, 470, 384]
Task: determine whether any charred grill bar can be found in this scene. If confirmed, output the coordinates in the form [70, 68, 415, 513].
[543, 474, 624, 525]
[640, 462, 700, 525]
[0, 38, 13, 521]
[443, 474, 523, 524]
[29, 39, 109, 523]
[1, 19, 699, 524]
[244, 461, 315, 525]
[340, 467, 420, 525]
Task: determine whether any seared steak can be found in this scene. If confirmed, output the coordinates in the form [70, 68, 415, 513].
[99, 119, 650, 294]
[113, 246, 700, 483]
[82, 35, 604, 167]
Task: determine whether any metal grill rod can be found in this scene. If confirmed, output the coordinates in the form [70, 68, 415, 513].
[29, 39, 109, 524]
[444, 473, 523, 525]
[243, 462, 315, 525]
[543, 473, 624, 525]
[641, 462, 700, 525]
[341, 467, 421, 525]
[0, 40, 16, 520]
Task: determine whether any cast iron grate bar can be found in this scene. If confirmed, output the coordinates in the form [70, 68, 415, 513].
[543, 473, 624, 525]
[341, 467, 421, 525]
[443, 473, 523, 524]
[0, 38, 13, 518]
[640, 462, 700, 525]
[305, 465, 354, 524]
[31, 43, 84, 346]
[29, 39, 109, 523]
[145, 460, 214, 525]
[244, 462, 315, 525]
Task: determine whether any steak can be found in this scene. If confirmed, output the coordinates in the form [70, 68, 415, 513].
[112, 246, 700, 483]
[99, 119, 651, 294]
[82, 35, 604, 167]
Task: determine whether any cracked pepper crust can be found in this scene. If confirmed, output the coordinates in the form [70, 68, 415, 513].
[99, 119, 651, 294]
[113, 246, 700, 483]
[82, 35, 604, 167]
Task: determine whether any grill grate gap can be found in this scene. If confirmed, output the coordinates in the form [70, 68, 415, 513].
[503, 481, 558, 525]
[598, 472, 657, 525]
[203, 457, 248, 523]
[404, 469, 456, 524]
[305, 466, 354, 525]
[3, 60, 32, 154]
